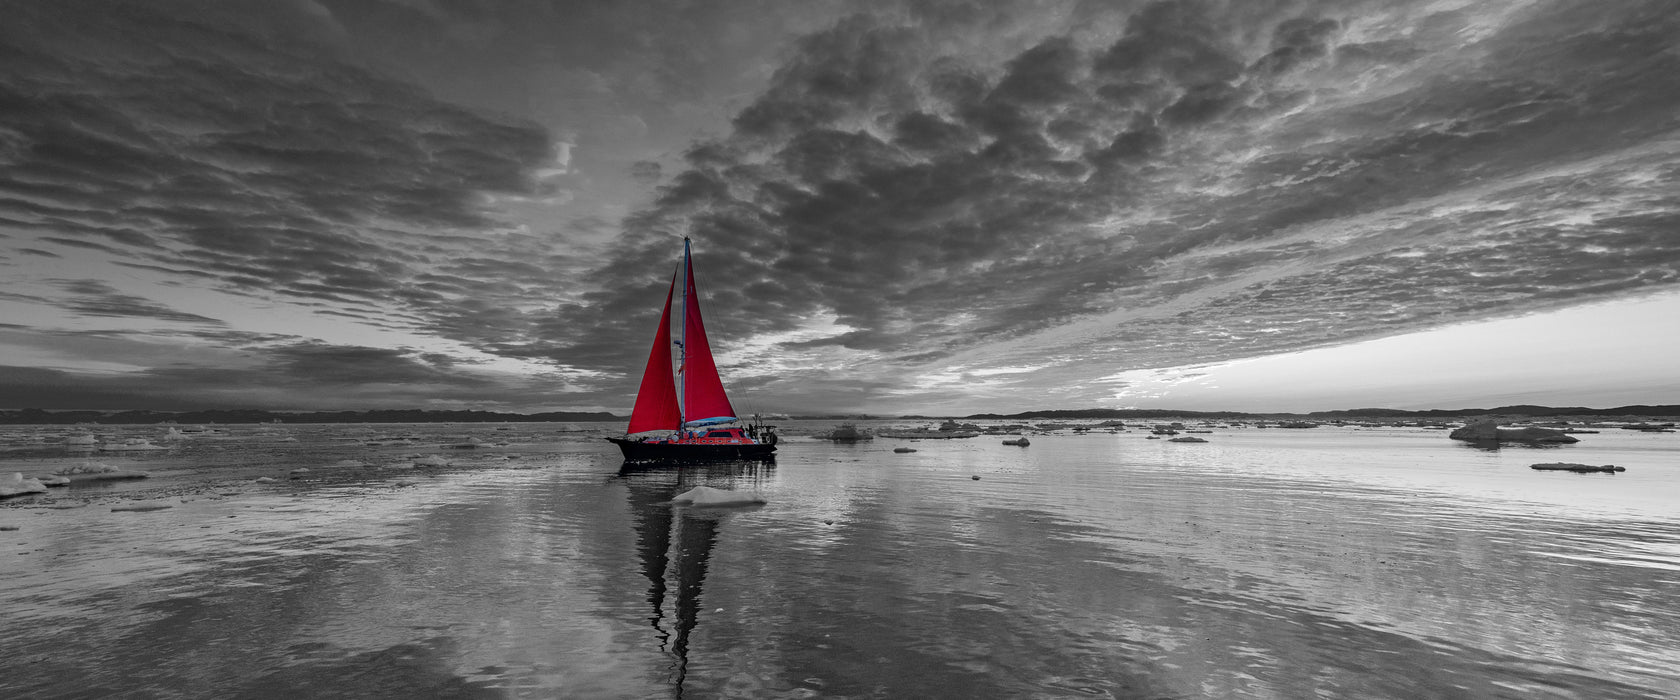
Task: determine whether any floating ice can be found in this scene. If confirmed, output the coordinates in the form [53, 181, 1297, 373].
[100, 438, 167, 452]
[670, 486, 765, 507]
[1, 473, 48, 497]
[53, 462, 148, 480]
[111, 504, 173, 512]
[55, 462, 118, 475]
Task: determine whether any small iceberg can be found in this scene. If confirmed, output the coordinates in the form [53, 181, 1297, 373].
[670, 486, 765, 507]
[111, 504, 173, 512]
[813, 424, 873, 441]
[1, 473, 48, 497]
[1530, 462, 1625, 473]
[101, 438, 168, 452]
[1449, 420, 1578, 444]
[1168, 436, 1208, 443]
[55, 461, 119, 475]
[54, 462, 150, 481]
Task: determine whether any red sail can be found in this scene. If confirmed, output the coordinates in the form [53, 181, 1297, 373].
[626, 274, 682, 434]
[681, 243, 737, 425]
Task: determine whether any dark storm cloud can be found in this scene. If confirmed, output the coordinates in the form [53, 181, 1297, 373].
[630, 161, 664, 186]
[541, 0, 1680, 405]
[265, 342, 488, 387]
[53, 279, 226, 326]
[0, 0, 553, 324]
[0, 333, 555, 410]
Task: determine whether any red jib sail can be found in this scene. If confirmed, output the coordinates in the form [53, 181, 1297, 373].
[625, 273, 682, 434]
[680, 241, 737, 425]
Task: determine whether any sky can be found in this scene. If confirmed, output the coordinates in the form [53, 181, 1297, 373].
[2, 0, 1678, 416]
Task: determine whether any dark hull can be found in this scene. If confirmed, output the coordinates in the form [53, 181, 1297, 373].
[607, 437, 776, 464]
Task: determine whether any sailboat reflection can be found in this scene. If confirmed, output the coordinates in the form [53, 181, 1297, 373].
[620, 461, 769, 694]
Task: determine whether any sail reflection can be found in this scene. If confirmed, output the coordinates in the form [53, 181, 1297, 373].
[619, 462, 769, 695]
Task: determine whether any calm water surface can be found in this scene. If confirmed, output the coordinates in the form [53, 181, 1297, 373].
[2, 422, 1677, 698]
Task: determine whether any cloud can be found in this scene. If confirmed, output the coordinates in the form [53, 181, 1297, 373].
[6, 0, 1680, 414]
[630, 160, 663, 186]
[0, 332, 578, 410]
[521, 0, 1680, 413]
[0, 0, 555, 334]
[52, 279, 227, 326]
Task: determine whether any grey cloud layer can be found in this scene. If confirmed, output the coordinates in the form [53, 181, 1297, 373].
[5, 0, 1679, 412]
[543, 0, 1680, 407]
[0, 328, 553, 411]
[0, 0, 554, 322]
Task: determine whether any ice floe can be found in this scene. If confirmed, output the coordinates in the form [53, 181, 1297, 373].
[53, 462, 150, 480]
[100, 438, 168, 452]
[670, 485, 765, 507]
[1, 473, 48, 497]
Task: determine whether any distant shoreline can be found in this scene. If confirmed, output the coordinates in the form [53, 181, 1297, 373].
[0, 408, 623, 425]
[955, 404, 1680, 421]
[1, 403, 1676, 425]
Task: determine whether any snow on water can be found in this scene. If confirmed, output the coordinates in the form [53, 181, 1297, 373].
[0, 422, 1677, 698]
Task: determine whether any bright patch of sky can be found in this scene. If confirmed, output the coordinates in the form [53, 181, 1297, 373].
[1105, 290, 1680, 412]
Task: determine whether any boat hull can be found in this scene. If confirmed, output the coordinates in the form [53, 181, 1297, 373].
[607, 437, 776, 464]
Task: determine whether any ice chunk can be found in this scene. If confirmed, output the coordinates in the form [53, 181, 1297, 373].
[1, 473, 48, 497]
[56, 461, 118, 475]
[670, 486, 765, 507]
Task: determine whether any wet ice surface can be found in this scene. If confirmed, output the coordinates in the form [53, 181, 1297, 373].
[2, 422, 1678, 698]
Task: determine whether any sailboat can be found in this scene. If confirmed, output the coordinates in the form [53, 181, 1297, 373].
[607, 238, 778, 464]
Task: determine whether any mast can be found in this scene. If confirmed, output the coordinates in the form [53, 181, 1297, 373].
[678, 237, 690, 430]
[679, 240, 738, 426]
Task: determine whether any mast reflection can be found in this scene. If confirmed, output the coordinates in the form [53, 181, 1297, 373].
[619, 462, 769, 695]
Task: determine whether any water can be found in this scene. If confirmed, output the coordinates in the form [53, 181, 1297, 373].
[2, 422, 1677, 698]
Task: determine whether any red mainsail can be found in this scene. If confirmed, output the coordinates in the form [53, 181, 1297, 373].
[680, 241, 737, 425]
[625, 273, 682, 434]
